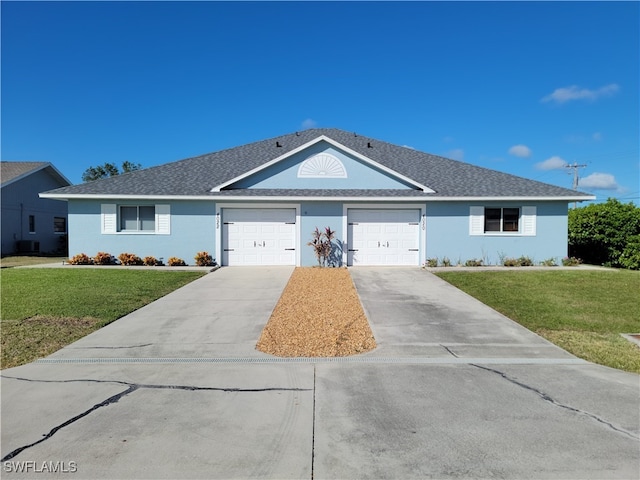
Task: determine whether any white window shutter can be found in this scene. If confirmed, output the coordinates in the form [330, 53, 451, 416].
[521, 206, 536, 236]
[101, 204, 117, 234]
[156, 204, 171, 234]
[469, 206, 484, 235]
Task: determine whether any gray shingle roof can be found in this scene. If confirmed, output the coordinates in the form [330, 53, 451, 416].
[42, 129, 592, 199]
[1, 161, 72, 188]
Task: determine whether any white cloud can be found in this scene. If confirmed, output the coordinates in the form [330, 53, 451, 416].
[578, 172, 619, 190]
[508, 144, 532, 158]
[541, 83, 619, 104]
[536, 156, 568, 170]
[301, 118, 317, 129]
[447, 149, 464, 161]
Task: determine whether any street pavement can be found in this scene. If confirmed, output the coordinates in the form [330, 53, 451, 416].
[1, 266, 638, 479]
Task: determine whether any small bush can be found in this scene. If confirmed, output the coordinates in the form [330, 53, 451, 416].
[425, 258, 438, 268]
[68, 253, 92, 265]
[168, 257, 186, 266]
[517, 256, 534, 267]
[118, 253, 143, 266]
[540, 258, 558, 267]
[465, 259, 483, 267]
[94, 251, 115, 265]
[441, 257, 452, 267]
[562, 256, 582, 267]
[143, 256, 161, 266]
[503, 256, 534, 267]
[194, 251, 216, 267]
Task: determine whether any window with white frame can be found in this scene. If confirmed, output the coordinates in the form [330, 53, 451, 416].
[101, 204, 170, 234]
[484, 207, 520, 232]
[120, 206, 155, 231]
[470, 206, 536, 236]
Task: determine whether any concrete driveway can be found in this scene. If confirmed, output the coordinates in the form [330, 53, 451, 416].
[2, 267, 638, 479]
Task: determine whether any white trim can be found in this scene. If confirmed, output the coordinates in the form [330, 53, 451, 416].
[469, 205, 538, 237]
[210, 135, 434, 193]
[342, 203, 426, 266]
[215, 203, 301, 266]
[155, 204, 171, 235]
[101, 204, 117, 234]
[41, 193, 596, 202]
[469, 206, 484, 235]
[521, 206, 536, 236]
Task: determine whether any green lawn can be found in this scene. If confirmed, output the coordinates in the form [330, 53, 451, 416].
[435, 269, 640, 373]
[1, 268, 205, 368]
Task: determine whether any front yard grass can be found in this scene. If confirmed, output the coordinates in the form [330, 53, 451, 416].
[435, 270, 640, 373]
[1, 268, 205, 368]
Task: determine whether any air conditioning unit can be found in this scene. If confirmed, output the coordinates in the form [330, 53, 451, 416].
[16, 240, 40, 253]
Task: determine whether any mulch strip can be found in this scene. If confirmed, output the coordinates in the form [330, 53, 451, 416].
[256, 267, 376, 357]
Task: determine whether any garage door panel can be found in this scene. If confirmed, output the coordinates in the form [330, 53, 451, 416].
[348, 209, 420, 266]
[222, 209, 296, 266]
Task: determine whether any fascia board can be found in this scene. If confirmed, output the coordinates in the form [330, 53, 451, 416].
[210, 135, 435, 193]
[40, 193, 596, 202]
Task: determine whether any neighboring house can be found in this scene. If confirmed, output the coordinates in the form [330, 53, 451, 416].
[1, 162, 72, 256]
[41, 129, 594, 266]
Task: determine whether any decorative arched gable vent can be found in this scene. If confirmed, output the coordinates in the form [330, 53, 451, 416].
[297, 153, 347, 178]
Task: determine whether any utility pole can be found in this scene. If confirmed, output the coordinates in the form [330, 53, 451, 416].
[565, 162, 587, 209]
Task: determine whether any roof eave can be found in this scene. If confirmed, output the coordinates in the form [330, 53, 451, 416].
[40, 193, 596, 202]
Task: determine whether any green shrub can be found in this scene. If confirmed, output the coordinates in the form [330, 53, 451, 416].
[569, 198, 640, 268]
[465, 259, 483, 267]
[118, 253, 143, 266]
[194, 251, 216, 267]
[441, 257, 452, 267]
[68, 253, 92, 265]
[540, 257, 558, 267]
[619, 235, 640, 270]
[168, 257, 186, 266]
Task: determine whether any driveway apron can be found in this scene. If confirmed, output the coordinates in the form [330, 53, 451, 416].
[349, 267, 577, 361]
[2, 266, 638, 479]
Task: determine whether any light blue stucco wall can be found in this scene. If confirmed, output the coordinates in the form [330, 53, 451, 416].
[68, 200, 217, 264]
[299, 202, 345, 266]
[68, 199, 570, 267]
[425, 201, 569, 264]
[233, 142, 415, 190]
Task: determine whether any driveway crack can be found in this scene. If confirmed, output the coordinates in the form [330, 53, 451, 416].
[471, 364, 639, 441]
[441, 344, 459, 358]
[1, 375, 311, 462]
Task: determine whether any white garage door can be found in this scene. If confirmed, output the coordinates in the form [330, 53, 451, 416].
[347, 209, 420, 266]
[222, 208, 296, 266]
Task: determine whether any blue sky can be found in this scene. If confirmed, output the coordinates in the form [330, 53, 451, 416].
[2, 1, 638, 203]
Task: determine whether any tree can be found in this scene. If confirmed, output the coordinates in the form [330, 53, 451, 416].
[82, 161, 141, 182]
[568, 198, 640, 269]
